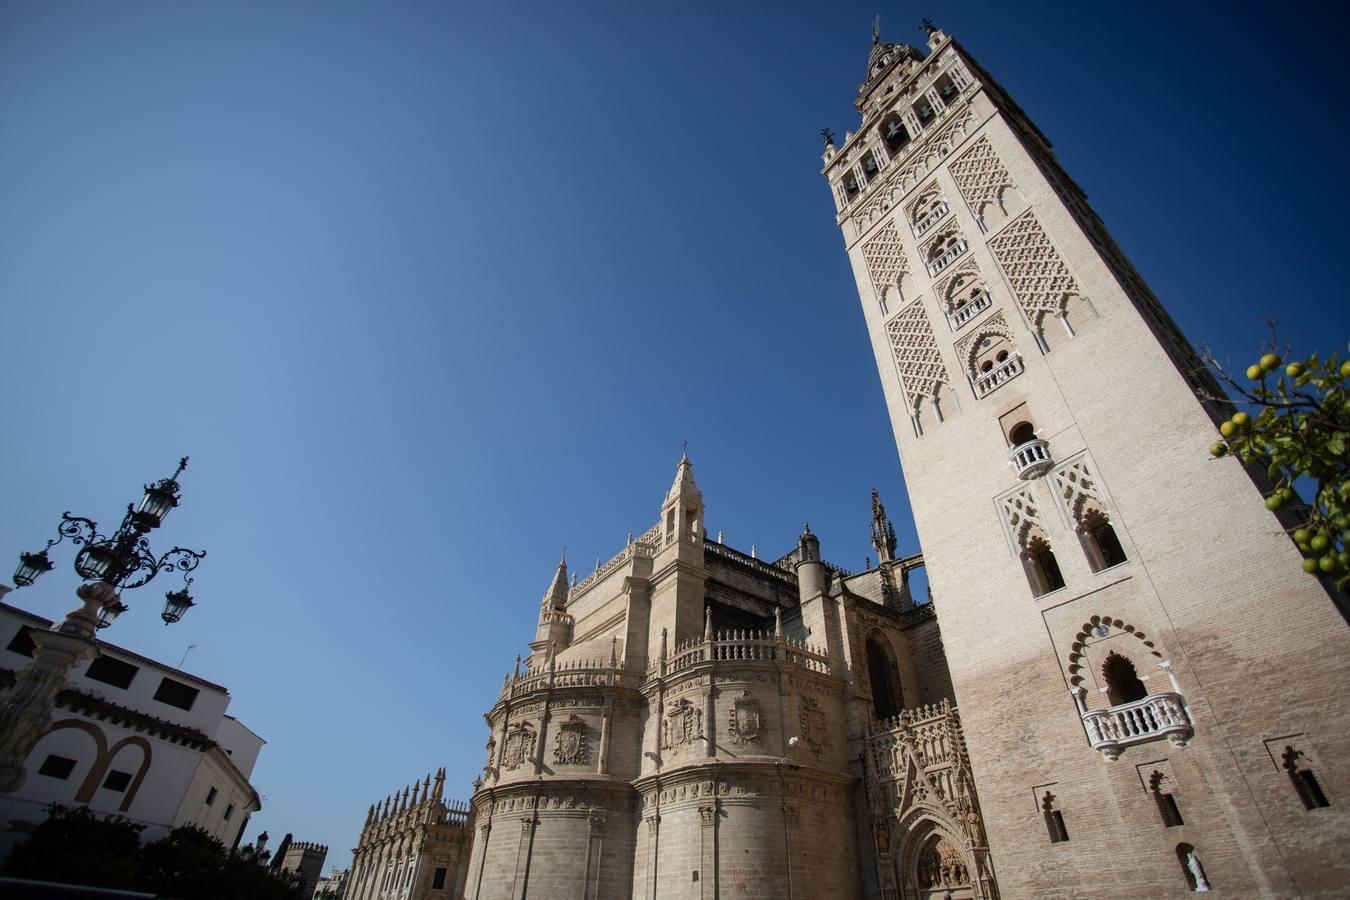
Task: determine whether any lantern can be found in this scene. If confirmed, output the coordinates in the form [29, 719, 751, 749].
[13, 550, 54, 587]
[161, 588, 195, 625]
[96, 600, 128, 630]
[75, 543, 120, 581]
[133, 479, 180, 531]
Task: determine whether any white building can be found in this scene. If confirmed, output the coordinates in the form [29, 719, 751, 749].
[0, 599, 263, 859]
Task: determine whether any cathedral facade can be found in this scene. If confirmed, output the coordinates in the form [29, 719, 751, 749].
[355, 21, 1350, 900]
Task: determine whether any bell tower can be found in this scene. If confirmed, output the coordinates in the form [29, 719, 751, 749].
[823, 21, 1350, 898]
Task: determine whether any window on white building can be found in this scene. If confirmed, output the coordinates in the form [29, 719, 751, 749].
[153, 676, 199, 711]
[38, 755, 77, 780]
[103, 770, 132, 792]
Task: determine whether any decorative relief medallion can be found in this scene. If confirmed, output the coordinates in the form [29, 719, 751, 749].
[503, 722, 535, 770]
[727, 691, 763, 746]
[553, 715, 590, 766]
[662, 698, 702, 750]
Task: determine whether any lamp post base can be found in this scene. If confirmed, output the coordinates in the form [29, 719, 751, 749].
[0, 582, 111, 793]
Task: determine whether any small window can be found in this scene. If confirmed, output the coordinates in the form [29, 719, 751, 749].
[935, 72, 960, 101]
[843, 171, 862, 200]
[861, 151, 880, 178]
[1008, 422, 1038, 446]
[153, 677, 200, 711]
[1041, 792, 1069, 843]
[206, 787, 218, 806]
[432, 867, 447, 890]
[224, 804, 234, 821]
[1283, 746, 1331, 809]
[86, 656, 140, 690]
[1080, 509, 1127, 572]
[6, 626, 36, 658]
[1155, 791, 1184, 827]
[103, 770, 133, 792]
[915, 100, 937, 126]
[38, 755, 77, 780]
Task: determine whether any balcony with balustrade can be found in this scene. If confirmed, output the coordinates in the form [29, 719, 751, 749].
[1008, 439, 1052, 480]
[1075, 688, 1193, 761]
[927, 239, 968, 276]
[946, 290, 991, 330]
[974, 354, 1023, 396]
[912, 201, 949, 237]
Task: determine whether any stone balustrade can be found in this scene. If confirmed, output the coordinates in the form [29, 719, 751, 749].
[704, 540, 798, 587]
[1008, 439, 1053, 480]
[662, 630, 830, 677]
[947, 291, 990, 330]
[912, 202, 949, 237]
[1081, 692, 1193, 760]
[569, 536, 659, 602]
[974, 354, 1023, 396]
[499, 656, 644, 701]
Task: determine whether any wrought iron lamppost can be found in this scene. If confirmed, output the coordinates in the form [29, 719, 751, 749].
[0, 457, 207, 793]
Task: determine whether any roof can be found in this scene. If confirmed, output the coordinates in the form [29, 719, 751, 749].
[0, 601, 229, 693]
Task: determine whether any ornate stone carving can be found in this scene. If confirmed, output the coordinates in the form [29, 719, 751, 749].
[662, 698, 702, 750]
[919, 837, 971, 889]
[798, 697, 828, 755]
[1051, 455, 1105, 524]
[987, 209, 1082, 327]
[948, 136, 1013, 224]
[886, 301, 950, 407]
[553, 714, 589, 766]
[698, 805, 717, 826]
[861, 221, 910, 299]
[1001, 487, 1045, 551]
[727, 691, 763, 746]
[502, 722, 535, 770]
[954, 311, 1015, 374]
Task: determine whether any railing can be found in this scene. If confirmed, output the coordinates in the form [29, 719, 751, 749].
[500, 655, 644, 701]
[703, 540, 798, 588]
[912, 202, 949, 237]
[569, 530, 661, 602]
[538, 609, 574, 627]
[926, 239, 968, 275]
[1008, 439, 1053, 480]
[1081, 692, 1192, 760]
[974, 354, 1023, 397]
[947, 291, 990, 330]
[663, 629, 830, 677]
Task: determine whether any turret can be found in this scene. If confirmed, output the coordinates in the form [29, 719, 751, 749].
[796, 522, 826, 600]
[660, 452, 704, 546]
[531, 556, 572, 657]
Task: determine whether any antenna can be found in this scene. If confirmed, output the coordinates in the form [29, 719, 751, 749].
[178, 643, 200, 668]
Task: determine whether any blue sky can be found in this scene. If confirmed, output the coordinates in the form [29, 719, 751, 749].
[2, 0, 1347, 868]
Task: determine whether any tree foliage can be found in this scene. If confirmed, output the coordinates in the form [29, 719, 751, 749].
[2, 806, 308, 900]
[1206, 334, 1350, 591]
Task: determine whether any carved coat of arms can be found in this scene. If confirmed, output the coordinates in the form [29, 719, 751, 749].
[799, 697, 828, 755]
[662, 698, 702, 750]
[728, 691, 762, 745]
[554, 715, 589, 766]
[503, 722, 535, 770]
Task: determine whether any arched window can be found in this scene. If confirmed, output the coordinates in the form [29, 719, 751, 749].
[1282, 745, 1331, 809]
[866, 635, 901, 720]
[1079, 508, 1127, 572]
[1022, 535, 1065, 597]
[1150, 772, 1184, 827]
[1008, 421, 1038, 446]
[880, 112, 911, 156]
[1176, 843, 1211, 892]
[1042, 792, 1069, 843]
[1102, 652, 1148, 705]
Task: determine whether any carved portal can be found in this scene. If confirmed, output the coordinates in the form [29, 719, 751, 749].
[728, 691, 763, 745]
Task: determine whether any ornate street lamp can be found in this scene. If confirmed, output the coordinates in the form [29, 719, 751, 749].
[0, 457, 208, 794]
[9, 456, 206, 627]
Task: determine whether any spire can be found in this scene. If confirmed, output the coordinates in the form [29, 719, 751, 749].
[664, 452, 703, 506]
[365, 804, 375, 826]
[543, 556, 569, 608]
[411, 780, 421, 806]
[870, 488, 897, 563]
[433, 767, 445, 802]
